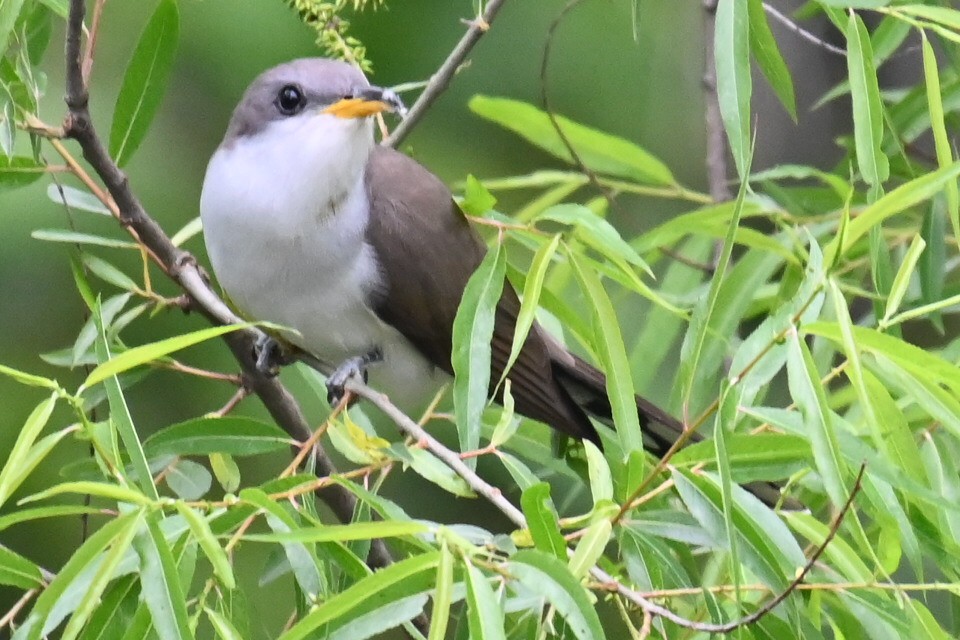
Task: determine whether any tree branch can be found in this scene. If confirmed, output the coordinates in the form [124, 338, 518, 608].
[703, 0, 731, 204]
[62, 0, 399, 576]
[383, 0, 507, 148]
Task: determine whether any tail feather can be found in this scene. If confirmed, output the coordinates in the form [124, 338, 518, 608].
[552, 355, 790, 508]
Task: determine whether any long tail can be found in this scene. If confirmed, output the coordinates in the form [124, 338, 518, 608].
[553, 355, 789, 508]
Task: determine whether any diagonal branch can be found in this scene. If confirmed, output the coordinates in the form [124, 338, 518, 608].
[62, 0, 399, 575]
[384, 0, 507, 148]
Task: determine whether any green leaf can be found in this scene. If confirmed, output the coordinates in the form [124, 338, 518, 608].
[81, 254, 139, 292]
[144, 417, 291, 457]
[786, 331, 848, 507]
[46, 184, 112, 216]
[508, 550, 605, 640]
[94, 302, 159, 500]
[174, 503, 236, 590]
[76, 574, 140, 640]
[428, 542, 454, 640]
[239, 488, 324, 599]
[461, 174, 497, 216]
[896, 5, 960, 30]
[465, 560, 507, 640]
[244, 520, 428, 544]
[520, 483, 567, 560]
[109, 0, 180, 166]
[846, 11, 889, 186]
[22, 481, 153, 506]
[204, 607, 243, 640]
[405, 447, 476, 497]
[747, 0, 796, 120]
[60, 510, 142, 640]
[278, 551, 441, 640]
[0, 544, 43, 589]
[672, 469, 806, 591]
[469, 95, 675, 186]
[0, 363, 59, 389]
[83, 323, 249, 388]
[827, 162, 960, 269]
[569, 250, 642, 452]
[881, 233, 925, 325]
[0, 155, 45, 189]
[715, 0, 752, 177]
[164, 459, 211, 500]
[0, 0, 26, 61]
[499, 233, 559, 388]
[921, 32, 960, 242]
[537, 204, 652, 277]
[133, 513, 194, 640]
[32, 229, 138, 249]
[0, 505, 101, 533]
[0, 392, 57, 509]
[209, 453, 240, 493]
[567, 519, 611, 579]
[583, 441, 613, 504]
[452, 240, 505, 459]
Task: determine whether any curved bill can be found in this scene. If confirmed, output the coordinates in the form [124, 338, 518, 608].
[322, 87, 407, 119]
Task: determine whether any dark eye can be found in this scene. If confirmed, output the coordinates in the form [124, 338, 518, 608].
[276, 85, 305, 115]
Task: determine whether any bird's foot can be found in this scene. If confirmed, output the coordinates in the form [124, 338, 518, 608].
[326, 348, 383, 406]
[253, 334, 294, 377]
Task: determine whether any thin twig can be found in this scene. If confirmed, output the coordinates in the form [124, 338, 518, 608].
[62, 0, 400, 577]
[384, 0, 507, 147]
[81, 0, 108, 84]
[762, 3, 846, 57]
[210, 385, 251, 418]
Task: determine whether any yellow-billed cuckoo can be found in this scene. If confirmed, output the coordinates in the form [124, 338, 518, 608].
[200, 58, 689, 457]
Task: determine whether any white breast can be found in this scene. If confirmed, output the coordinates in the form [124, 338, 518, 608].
[200, 115, 448, 412]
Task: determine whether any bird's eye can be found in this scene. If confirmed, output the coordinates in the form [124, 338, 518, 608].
[276, 85, 305, 115]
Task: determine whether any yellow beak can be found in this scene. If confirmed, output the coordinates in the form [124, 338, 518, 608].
[322, 97, 394, 119]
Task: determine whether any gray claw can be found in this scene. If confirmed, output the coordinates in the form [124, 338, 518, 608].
[253, 334, 288, 377]
[326, 348, 382, 406]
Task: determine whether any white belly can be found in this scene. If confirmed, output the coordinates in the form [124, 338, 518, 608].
[200, 123, 449, 413]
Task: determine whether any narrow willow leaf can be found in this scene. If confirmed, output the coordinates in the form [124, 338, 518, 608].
[17, 511, 142, 639]
[81, 254, 139, 292]
[76, 574, 140, 640]
[164, 459, 212, 500]
[714, 384, 742, 603]
[715, 0, 752, 177]
[569, 250, 642, 451]
[0, 505, 100, 532]
[175, 503, 235, 590]
[882, 234, 925, 324]
[240, 488, 325, 599]
[469, 95, 675, 186]
[134, 514, 194, 640]
[94, 302, 159, 500]
[846, 11, 888, 186]
[896, 5, 960, 30]
[921, 33, 960, 241]
[209, 453, 240, 493]
[0, 544, 43, 589]
[0, 155, 45, 189]
[406, 448, 476, 497]
[784, 512, 872, 582]
[520, 483, 566, 561]
[567, 519, 611, 579]
[489, 381, 518, 447]
[583, 441, 613, 504]
[21, 481, 152, 506]
[32, 229, 137, 249]
[829, 162, 960, 260]
[84, 323, 249, 388]
[499, 233, 559, 387]
[452, 240, 505, 459]
[747, 0, 796, 120]
[461, 174, 497, 216]
[46, 183, 112, 215]
[786, 331, 848, 507]
[0, 363, 58, 389]
[204, 607, 243, 640]
[60, 510, 143, 640]
[672, 469, 805, 591]
[0, 0, 26, 56]
[170, 216, 202, 247]
[919, 202, 945, 329]
[508, 550, 605, 640]
[143, 417, 291, 457]
[0, 392, 56, 509]
[498, 452, 539, 491]
[244, 520, 428, 544]
[537, 204, 652, 276]
[428, 542, 454, 640]
[109, 0, 180, 166]
[278, 551, 441, 640]
[465, 560, 507, 640]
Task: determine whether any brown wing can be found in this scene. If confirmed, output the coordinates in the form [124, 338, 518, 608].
[363, 147, 600, 443]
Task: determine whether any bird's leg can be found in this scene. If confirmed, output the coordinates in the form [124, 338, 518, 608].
[253, 333, 295, 376]
[326, 347, 383, 406]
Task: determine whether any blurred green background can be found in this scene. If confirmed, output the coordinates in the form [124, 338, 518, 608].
[0, 0, 852, 634]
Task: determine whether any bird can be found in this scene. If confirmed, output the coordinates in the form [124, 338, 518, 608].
[200, 58, 694, 463]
